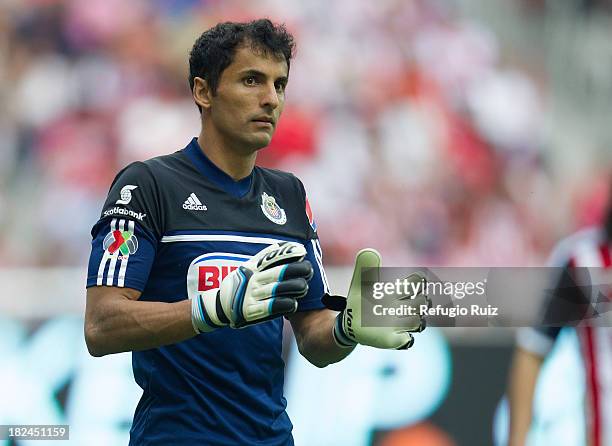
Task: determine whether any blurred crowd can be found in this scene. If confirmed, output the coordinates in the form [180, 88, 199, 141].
[0, 0, 609, 268]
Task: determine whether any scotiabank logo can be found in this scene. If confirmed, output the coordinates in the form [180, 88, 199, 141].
[186, 252, 250, 300]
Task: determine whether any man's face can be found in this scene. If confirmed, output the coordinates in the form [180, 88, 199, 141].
[205, 44, 288, 152]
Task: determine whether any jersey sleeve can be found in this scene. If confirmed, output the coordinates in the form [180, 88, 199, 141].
[86, 162, 161, 291]
[298, 238, 329, 311]
[293, 177, 328, 311]
[516, 241, 590, 356]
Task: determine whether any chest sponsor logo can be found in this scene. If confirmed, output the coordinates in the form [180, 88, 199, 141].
[116, 185, 138, 205]
[186, 252, 249, 300]
[260, 192, 287, 225]
[103, 229, 138, 259]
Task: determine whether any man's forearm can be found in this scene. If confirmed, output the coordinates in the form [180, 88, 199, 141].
[289, 309, 355, 368]
[85, 287, 196, 356]
[507, 347, 544, 446]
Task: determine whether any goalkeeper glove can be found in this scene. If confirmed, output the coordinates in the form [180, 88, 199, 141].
[323, 248, 428, 350]
[191, 242, 313, 332]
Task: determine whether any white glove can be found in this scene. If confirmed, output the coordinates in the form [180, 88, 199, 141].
[191, 242, 313, 332]
[324, 249, 428, 349]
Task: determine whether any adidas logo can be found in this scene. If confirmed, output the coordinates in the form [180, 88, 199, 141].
[183, 193, 207, 211]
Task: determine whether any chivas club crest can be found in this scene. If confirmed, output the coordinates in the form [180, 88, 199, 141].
[260, 192, 287, 225]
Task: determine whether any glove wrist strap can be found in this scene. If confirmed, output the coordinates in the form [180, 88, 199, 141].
[191, 290, 227, 334]
[332, 313, 357, 348]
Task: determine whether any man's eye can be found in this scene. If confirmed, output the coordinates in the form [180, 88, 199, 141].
[275, 83, 286, 93]
[244, 76, 257, 86]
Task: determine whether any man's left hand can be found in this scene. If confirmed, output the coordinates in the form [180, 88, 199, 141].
[323, 249, 428, 350]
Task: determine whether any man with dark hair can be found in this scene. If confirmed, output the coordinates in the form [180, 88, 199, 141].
[84, 19, 427, 445]
[188, 20, 295, 112]
[507, 183, 612, 446]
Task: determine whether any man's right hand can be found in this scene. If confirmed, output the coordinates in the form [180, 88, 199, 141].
[191, 242, 313, 332]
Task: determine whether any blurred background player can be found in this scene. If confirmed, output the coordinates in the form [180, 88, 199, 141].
[507, 180, 612, 446]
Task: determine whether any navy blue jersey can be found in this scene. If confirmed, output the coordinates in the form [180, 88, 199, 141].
[86, 138, 328, 446]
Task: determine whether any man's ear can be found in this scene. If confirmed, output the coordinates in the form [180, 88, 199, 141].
[193, 77, 212, 111]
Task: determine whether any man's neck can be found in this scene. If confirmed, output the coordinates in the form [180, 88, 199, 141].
[196, 130, 256, 181]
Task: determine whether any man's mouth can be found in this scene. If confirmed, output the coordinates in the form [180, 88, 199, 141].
[252, 116, 275, 126]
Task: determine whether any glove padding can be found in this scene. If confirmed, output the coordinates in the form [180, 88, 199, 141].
[324, 248, 428, 350]
[192, 242, 313, 332]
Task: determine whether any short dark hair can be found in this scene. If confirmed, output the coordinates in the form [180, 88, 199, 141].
[189, 19, 295, 111]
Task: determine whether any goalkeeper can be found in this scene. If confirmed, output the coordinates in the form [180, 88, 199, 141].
[84, 19, 427, 446]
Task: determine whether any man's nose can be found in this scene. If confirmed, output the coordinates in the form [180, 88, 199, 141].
[260, 82, 280, 110]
